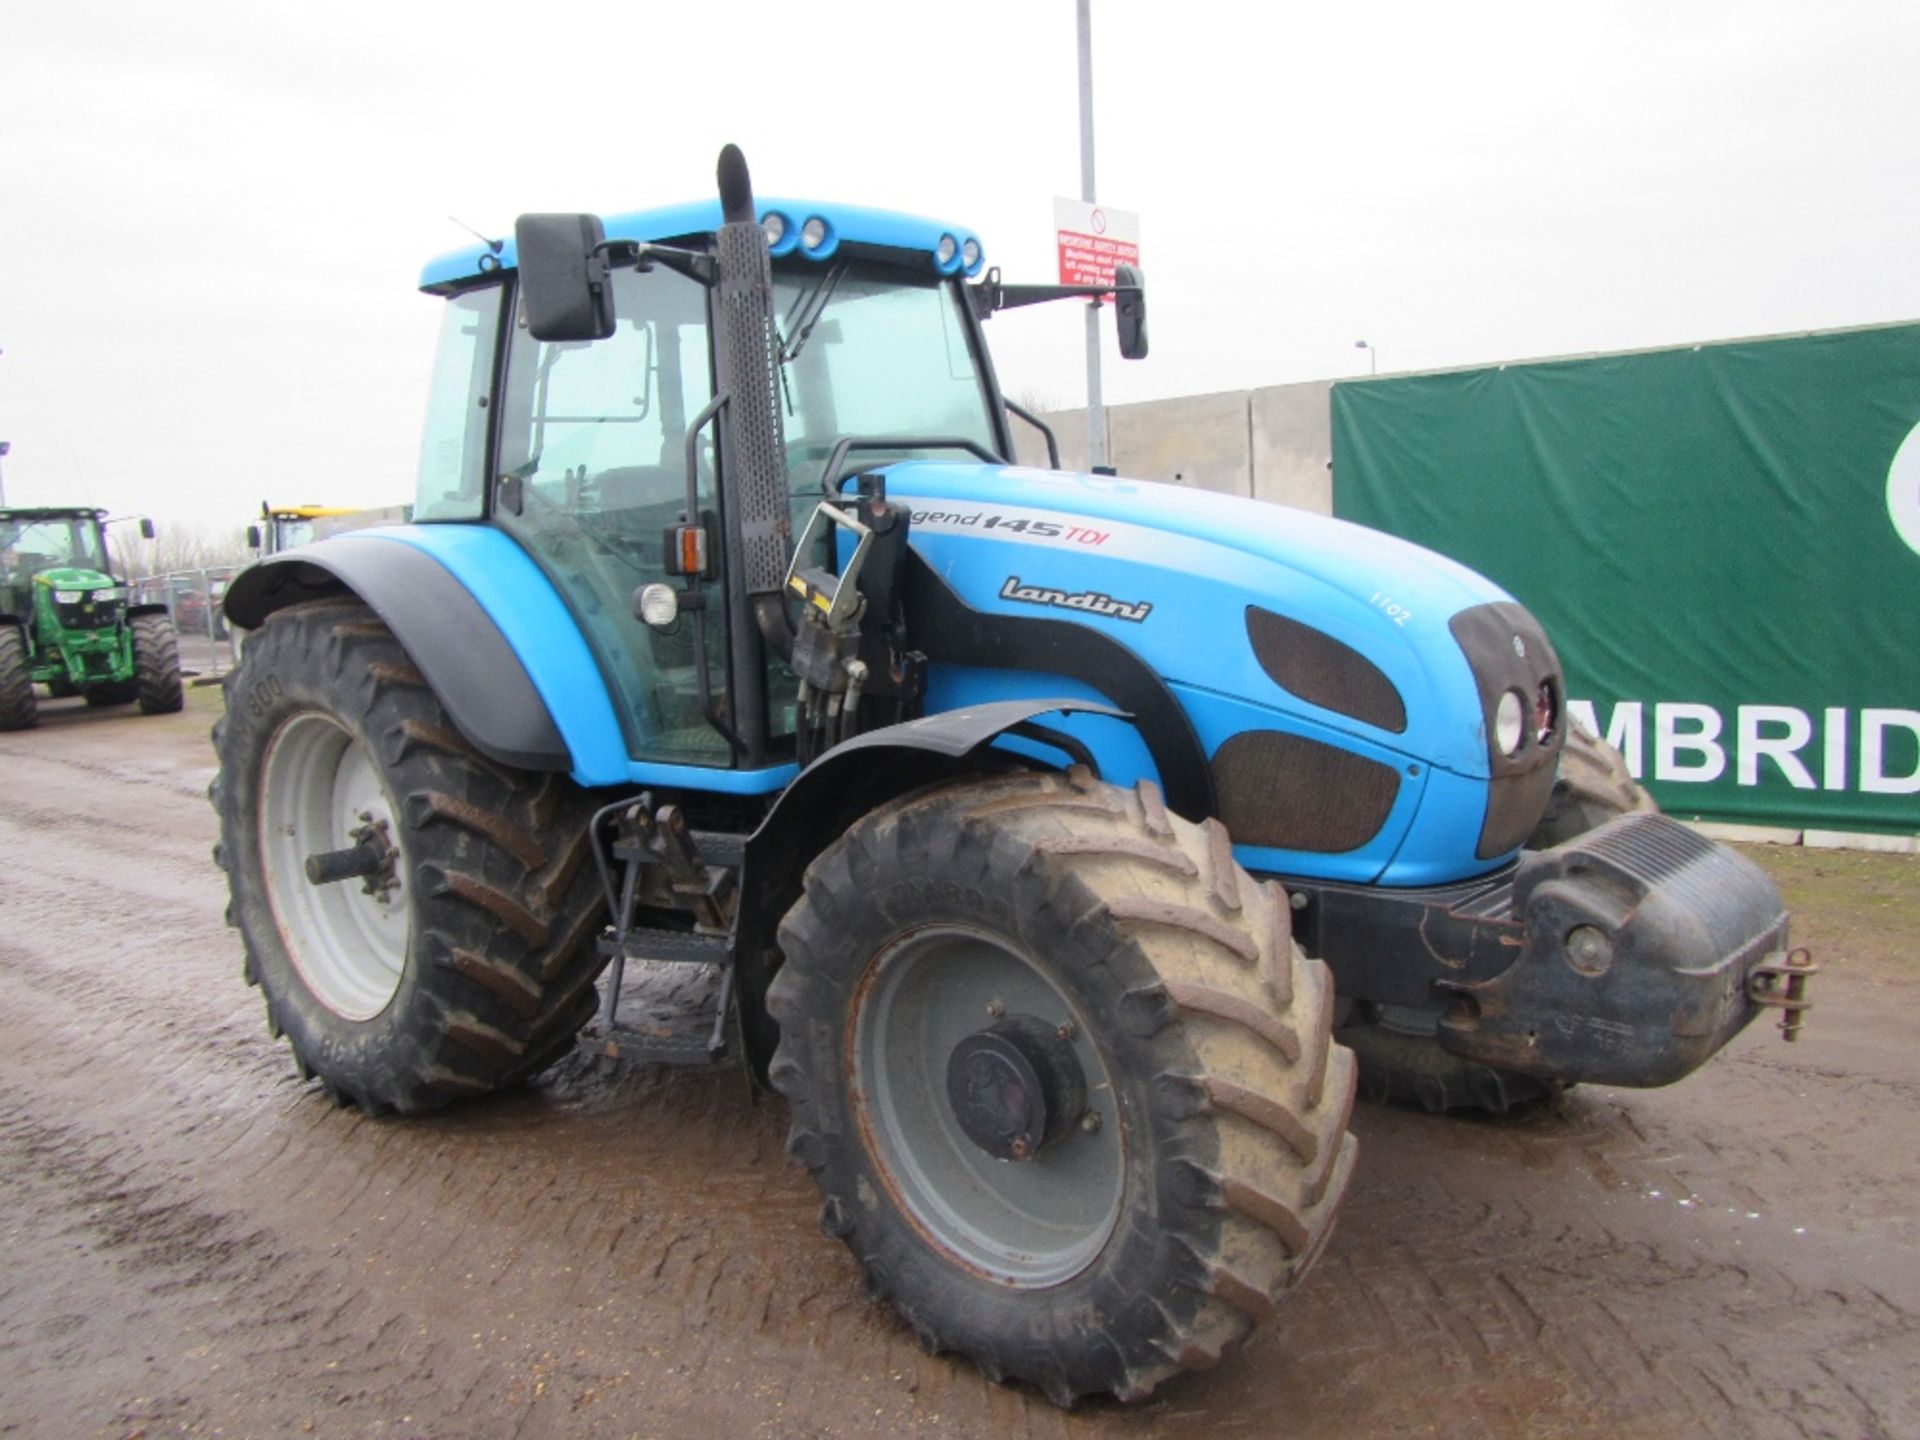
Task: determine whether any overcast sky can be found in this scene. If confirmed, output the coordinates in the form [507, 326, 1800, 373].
[3, 0, 1917, 532]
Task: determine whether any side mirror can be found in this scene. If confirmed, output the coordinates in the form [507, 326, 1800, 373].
[1113, 264, 1148, 360]
[514, 213, 616, 342]
[140, 517, 156, 540]
[246, 525, 262, 550]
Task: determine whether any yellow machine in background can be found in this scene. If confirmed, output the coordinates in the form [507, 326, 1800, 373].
[249, 502, 413, 556]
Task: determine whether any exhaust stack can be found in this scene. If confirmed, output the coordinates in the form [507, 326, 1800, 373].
[711, 146, 797, 696]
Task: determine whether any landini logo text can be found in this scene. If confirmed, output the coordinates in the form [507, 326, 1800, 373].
[1000, 576, 1152, 622]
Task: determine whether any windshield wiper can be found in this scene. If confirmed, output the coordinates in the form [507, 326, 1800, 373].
[777, 263, 847, 365]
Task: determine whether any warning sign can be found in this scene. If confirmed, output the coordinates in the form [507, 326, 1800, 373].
[1054, 197, 1141, 289]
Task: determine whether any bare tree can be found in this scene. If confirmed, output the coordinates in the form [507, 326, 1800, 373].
[119, 521, 254, 579]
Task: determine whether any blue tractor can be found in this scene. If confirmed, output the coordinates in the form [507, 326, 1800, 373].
[215, 147, 1809, 1405]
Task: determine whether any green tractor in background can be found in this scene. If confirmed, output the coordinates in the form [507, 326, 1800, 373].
[0, 506, 184, 730]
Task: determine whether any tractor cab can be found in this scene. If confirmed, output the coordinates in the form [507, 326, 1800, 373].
[251, 504, 384, 556]
[404, 180, 1138, 775]
[0, 507, 130, 622]
[1, 505, 114, 580]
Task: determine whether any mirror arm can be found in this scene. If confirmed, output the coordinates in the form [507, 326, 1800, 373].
[596, 239, 716, 287]
[968, 268, 1139, 318]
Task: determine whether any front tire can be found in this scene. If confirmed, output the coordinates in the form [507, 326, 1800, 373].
[1530, 721, 1656, 849]
[0, 625, 36, 730]
[133, 612, 184, 713]
[213, 598, 609, 1114]
[768, 770, 1357, 1405]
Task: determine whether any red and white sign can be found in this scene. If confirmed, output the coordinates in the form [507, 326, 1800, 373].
[1054, 197, 1141, 289]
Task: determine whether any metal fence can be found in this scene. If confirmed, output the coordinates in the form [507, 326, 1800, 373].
[134, 567, 242, 679]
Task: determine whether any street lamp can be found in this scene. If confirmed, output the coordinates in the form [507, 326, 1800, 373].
[1355, 339, 1377, 375]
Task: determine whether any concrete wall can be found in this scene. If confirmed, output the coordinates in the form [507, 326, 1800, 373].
[1022, 379, 1335, 515]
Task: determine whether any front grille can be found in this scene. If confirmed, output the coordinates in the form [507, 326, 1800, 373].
[1213, 729, 1401, 853]
[1245, 605, 1407, 732]
[53, 599, 123, 630]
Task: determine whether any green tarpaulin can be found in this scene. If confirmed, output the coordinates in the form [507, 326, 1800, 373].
[1332, 323, 1920, 834]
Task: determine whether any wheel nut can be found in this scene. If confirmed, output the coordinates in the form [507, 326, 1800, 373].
[1056, 1021, 1075, 1041]
[1079, 1110, 1102, 1134]
[986, 999, 1005, 1018]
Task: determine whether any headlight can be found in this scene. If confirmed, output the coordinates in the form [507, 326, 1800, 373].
[801, 217, 830, 252]
[961, 237, 983, 273]
[762, 213, 787, 248]
[936, 233, 959, 267]
[1495, 689, 1526, 756]
[636, 583, 680, 629]
[54, 590, 83, 604]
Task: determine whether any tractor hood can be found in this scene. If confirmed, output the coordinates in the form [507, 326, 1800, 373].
[880, 462, 1563, 793]
[33, 566, 121, 594]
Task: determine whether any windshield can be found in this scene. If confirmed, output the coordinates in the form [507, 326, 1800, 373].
[771, 257, 998, 494]
[272, 519, 317, 552]
[0, 516, 112, 578]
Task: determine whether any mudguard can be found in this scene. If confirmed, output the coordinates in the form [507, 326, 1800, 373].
[224, 535, 571, 773]
[732, 698, 1126, 1080]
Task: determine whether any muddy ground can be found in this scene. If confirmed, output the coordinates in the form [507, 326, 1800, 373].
[2, 686, 1914, 1440]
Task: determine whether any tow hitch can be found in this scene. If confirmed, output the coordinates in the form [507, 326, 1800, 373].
[1747, 946, 1820, 1041]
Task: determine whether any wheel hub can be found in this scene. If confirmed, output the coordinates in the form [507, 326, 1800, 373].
[946, 1015, 1087, 1161]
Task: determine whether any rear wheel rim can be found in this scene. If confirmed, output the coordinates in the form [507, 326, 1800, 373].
[850, 924, 1125, 1287]
[259, 712, 408, 1020]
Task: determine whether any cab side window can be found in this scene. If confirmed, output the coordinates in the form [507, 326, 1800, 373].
[415, 285, 503, 522]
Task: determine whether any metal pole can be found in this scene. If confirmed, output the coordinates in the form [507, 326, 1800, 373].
[1078, 0, 1104, 469]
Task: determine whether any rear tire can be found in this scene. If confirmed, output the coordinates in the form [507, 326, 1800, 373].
[133, 613, 185, 713]
[768, 769, 1357, 1405]
[1340, 724, 1655, 1115]
[0, 626, 36, 731]
[213, 598, 610, 1114]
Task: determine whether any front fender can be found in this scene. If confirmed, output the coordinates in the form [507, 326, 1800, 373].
[224, 534, 572, 773]
[732, 697, 1125, 1083]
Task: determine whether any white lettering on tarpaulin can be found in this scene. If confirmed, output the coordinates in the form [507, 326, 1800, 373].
[1887, 417, 1920, 557]
[1567, 700, 1920, 795]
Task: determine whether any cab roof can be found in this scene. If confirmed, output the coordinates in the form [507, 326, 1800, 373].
[420, 198, 986, 292]
[0, 507, 106, 522]
[264, 505, 366, 519]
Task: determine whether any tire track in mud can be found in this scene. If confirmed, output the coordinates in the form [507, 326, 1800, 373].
[2, 695, 1918, 1438]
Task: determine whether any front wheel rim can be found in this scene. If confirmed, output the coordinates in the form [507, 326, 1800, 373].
[258, 711, 409, 1020]
[851, 924, 1126, 1287]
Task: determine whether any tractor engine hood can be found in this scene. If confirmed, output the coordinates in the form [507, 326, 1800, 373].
[33, 566, 121, 595]
[880, 462, 1565, 828]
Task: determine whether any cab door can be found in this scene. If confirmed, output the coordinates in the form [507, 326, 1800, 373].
[492, 265, 731, 766]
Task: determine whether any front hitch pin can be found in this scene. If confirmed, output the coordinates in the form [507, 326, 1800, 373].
[1747, 946, 1819, 1042]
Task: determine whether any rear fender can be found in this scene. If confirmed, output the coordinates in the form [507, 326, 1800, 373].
[223, 535, 572, 773]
